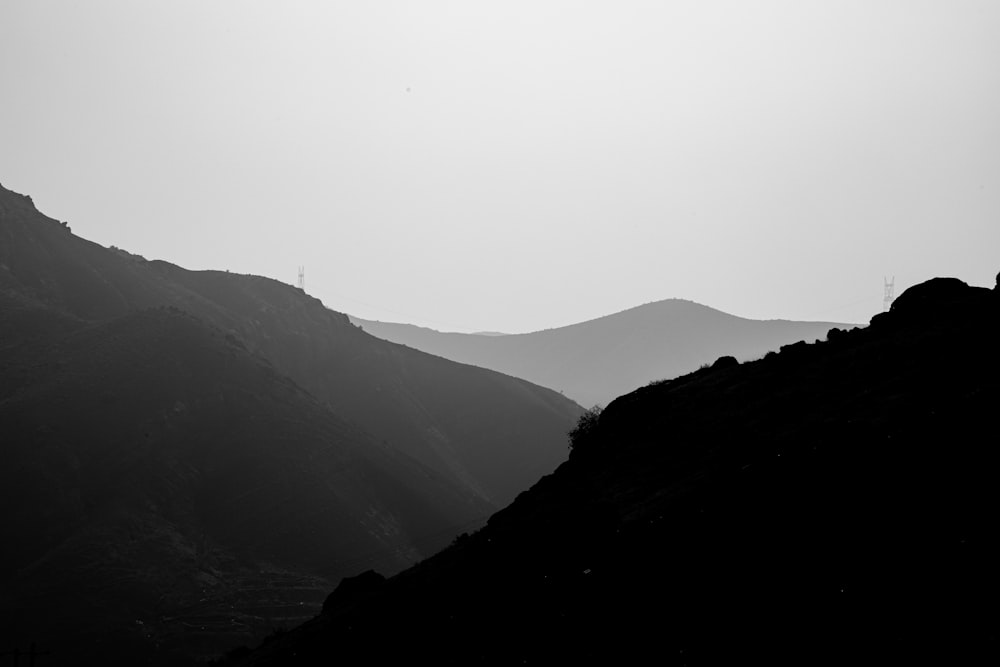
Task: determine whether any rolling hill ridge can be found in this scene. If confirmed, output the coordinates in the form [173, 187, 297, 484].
[352, 301, 854, 407]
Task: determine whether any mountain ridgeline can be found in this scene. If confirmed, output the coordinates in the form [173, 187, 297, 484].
[351, 302, 853, 408]
[0, 186, 580, 509]
[0, 184, 581, 664]
[234, 274, 1000, 665]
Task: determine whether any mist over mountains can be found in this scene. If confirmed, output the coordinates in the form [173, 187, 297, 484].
[6, 180, 993, 666]
[2, 3, 995, 665]
[352, 303, 854, 407]
[0, 184, 580, 663]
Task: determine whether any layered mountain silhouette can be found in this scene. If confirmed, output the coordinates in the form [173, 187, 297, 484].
[0, 184, 581, 664]
[232, 274, 1000, 665]
[352, 302, 853, 407]
[0, 186, 580, 509]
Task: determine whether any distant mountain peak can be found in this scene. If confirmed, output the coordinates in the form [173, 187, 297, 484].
[351, 297, 856, 407]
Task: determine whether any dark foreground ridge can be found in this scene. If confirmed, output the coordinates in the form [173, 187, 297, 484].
[229, 273, 1000, 665]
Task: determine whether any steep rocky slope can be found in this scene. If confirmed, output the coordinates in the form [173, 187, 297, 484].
[237, 274, 1000, 665]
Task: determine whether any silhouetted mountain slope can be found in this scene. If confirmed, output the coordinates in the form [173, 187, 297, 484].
[0, 304, 490, 664]
[235, 274, 1000, 665]
[0, 183, 581, 508]
[351, 301, 853, 407]
[142, 262, 579, 506]
[0, 183, 581, 664]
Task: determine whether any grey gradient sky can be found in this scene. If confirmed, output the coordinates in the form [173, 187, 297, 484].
[2, 1, 998, 332]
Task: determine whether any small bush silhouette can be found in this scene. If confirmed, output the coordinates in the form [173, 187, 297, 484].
[712, 355, 738, 369]
[568, 405, 603, 451]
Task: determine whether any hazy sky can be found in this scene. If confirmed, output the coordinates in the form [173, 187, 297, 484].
[2, 1, 998, 332]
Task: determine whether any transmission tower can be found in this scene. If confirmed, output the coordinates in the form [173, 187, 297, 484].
[297, 266, 305, 291]
[883, 276, 895, 312]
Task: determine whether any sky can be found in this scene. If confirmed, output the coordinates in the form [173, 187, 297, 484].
[2, 1, 998, 333]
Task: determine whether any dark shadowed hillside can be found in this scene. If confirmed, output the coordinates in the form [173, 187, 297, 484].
[352, 302, 853, 407]
[0, 184, 581, 664]
[233, 274, 1000, 665]
[0, 184, 582, 510]
[0, 304, 489, 665]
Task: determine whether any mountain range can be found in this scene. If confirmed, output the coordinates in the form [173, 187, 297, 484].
[351, 303, 854, 407]
[0, 184, 581, 664]
[232, 273, 1000, 665]
[2, 179, 942, 665]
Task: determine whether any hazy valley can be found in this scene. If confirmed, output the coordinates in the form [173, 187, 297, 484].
[4, 3, 997, 663]
[2, 181, 995, 665]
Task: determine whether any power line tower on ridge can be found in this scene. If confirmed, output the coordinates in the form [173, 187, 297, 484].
[883, 276, 895, 312]
[297, 266, 305, 291]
